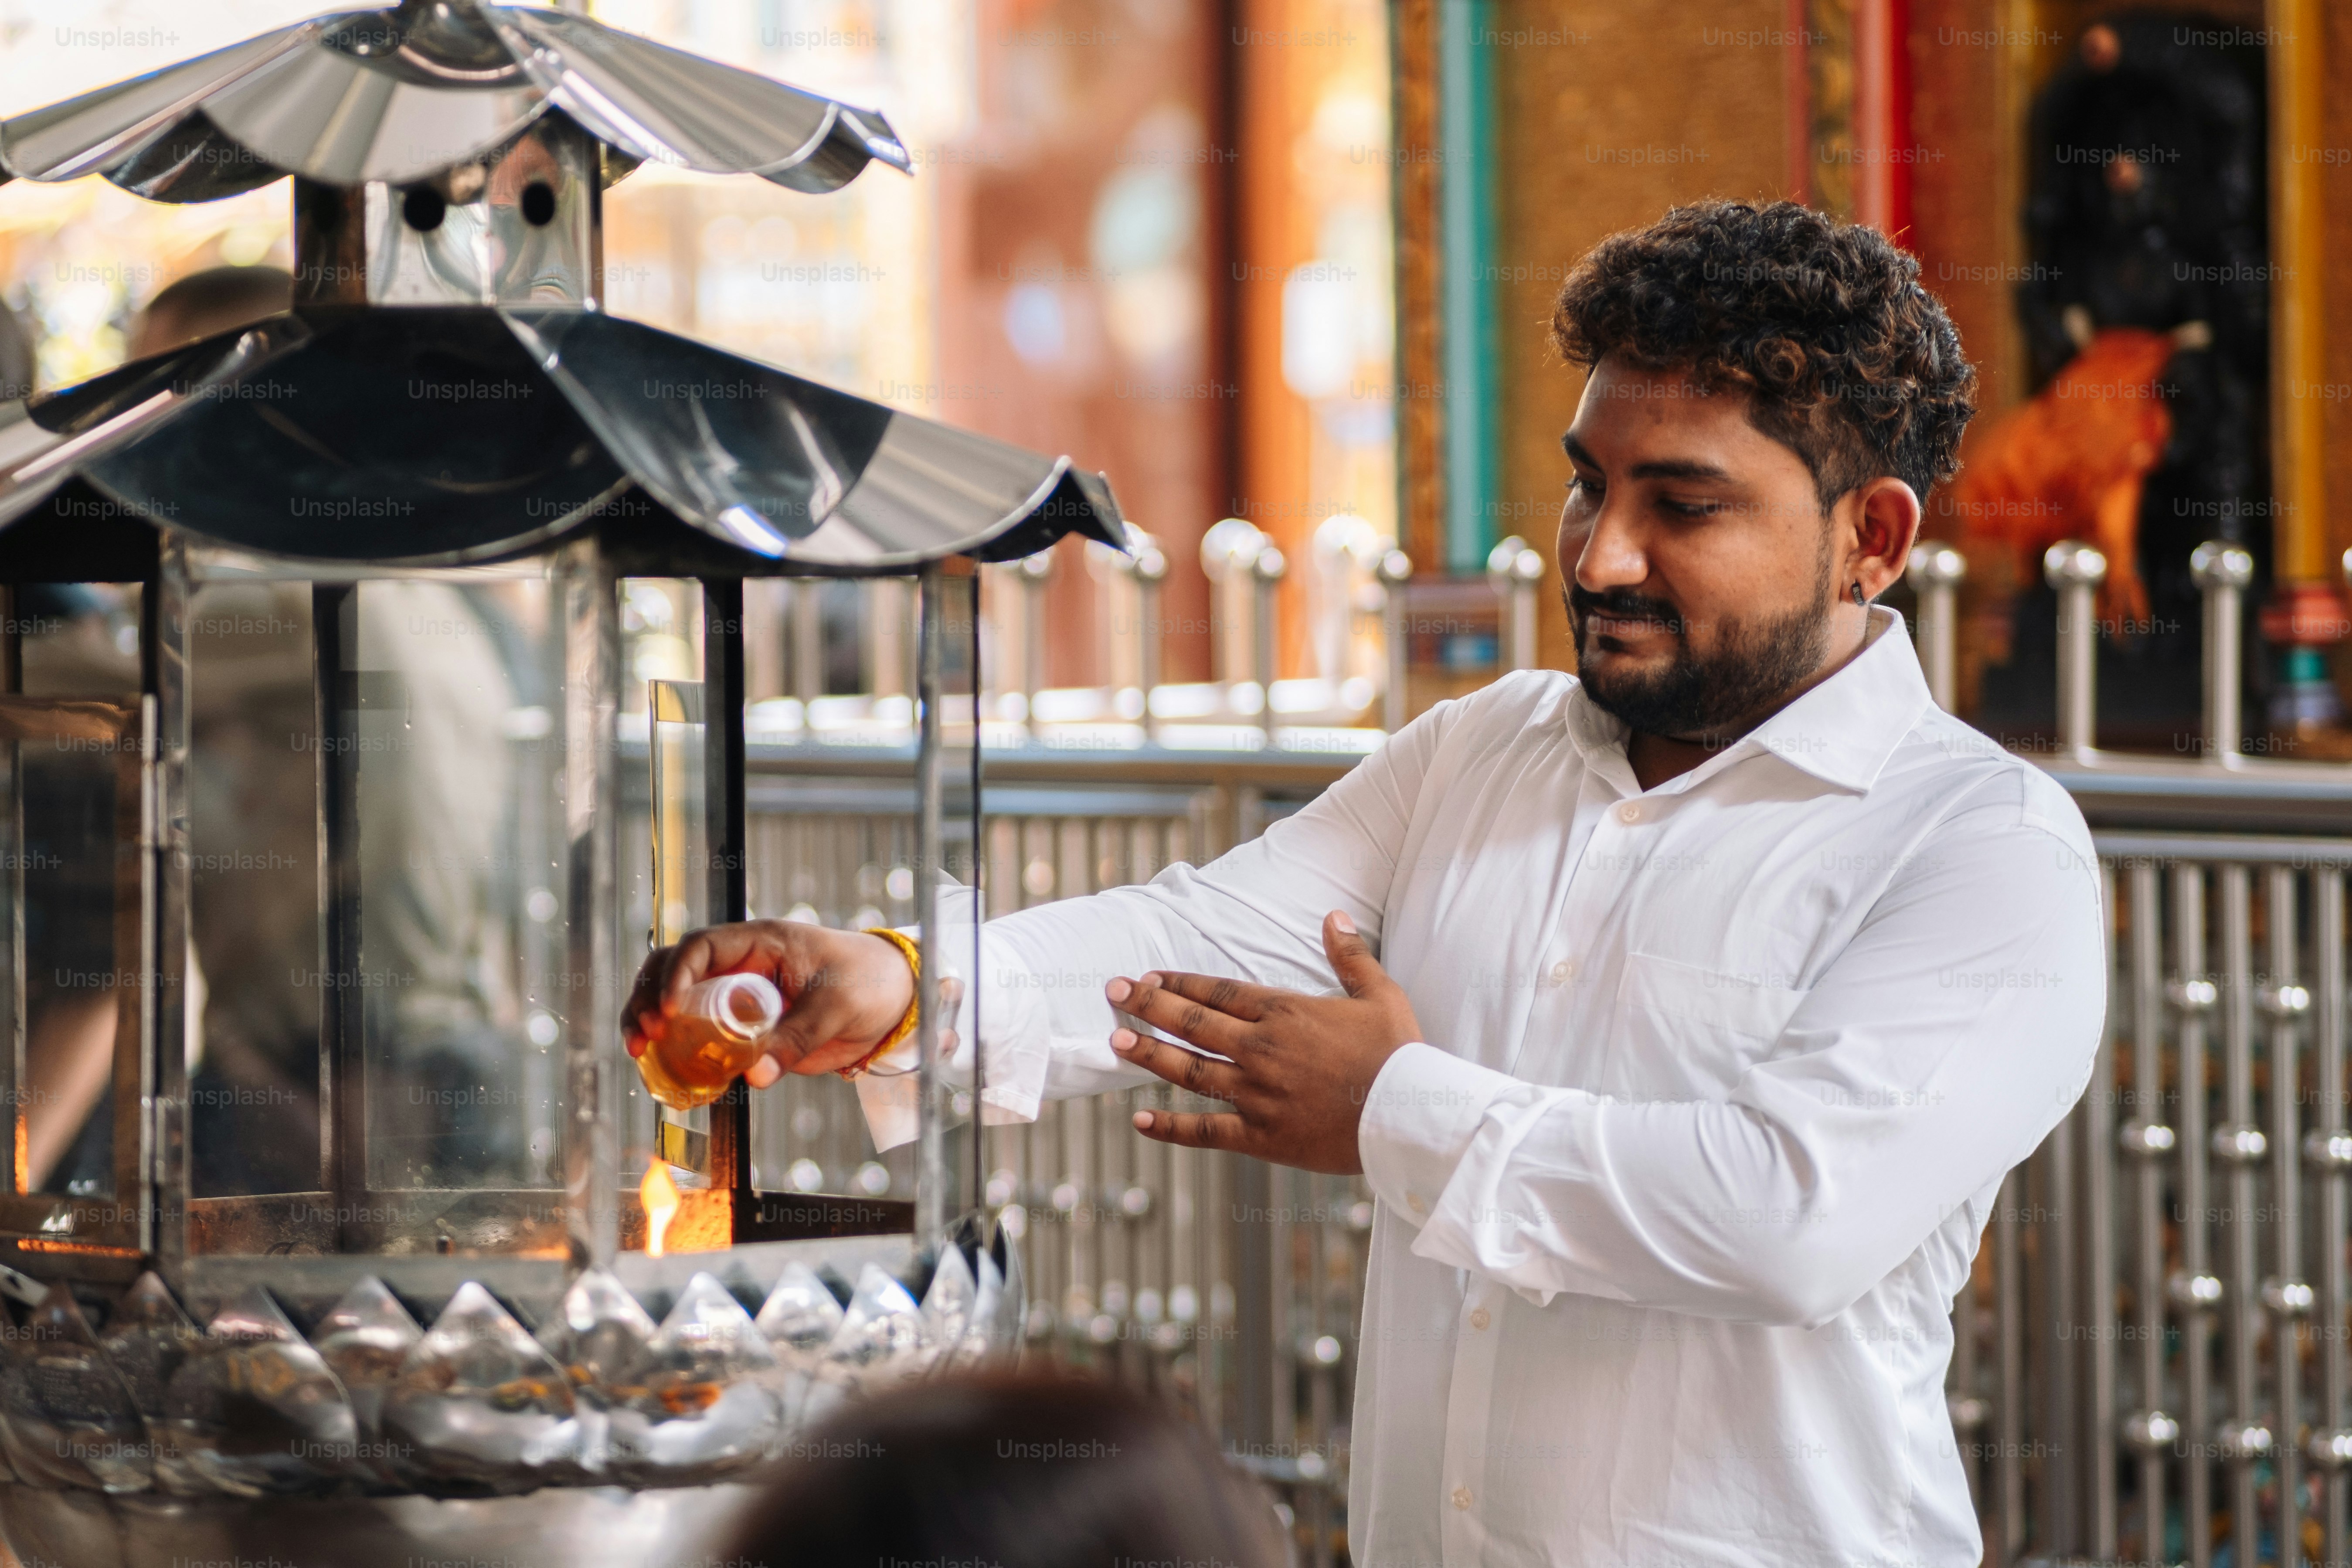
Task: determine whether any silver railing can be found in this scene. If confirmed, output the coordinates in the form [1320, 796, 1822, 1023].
[696, 534, 2352, 1566]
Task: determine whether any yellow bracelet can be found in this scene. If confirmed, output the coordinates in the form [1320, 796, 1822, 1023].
[841, 927, 921, 1080]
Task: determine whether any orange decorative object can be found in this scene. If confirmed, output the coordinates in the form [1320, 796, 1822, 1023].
[1947, 327, 2179, 630]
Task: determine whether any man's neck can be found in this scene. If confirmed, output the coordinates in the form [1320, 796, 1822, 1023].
[1626, 729, 1737, 792]
[1623, 607, 1883, 791]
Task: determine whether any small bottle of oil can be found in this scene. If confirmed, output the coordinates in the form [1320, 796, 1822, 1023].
[636, 972, 784, 1110]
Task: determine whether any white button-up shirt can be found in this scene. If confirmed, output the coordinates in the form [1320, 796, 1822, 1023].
[858, 609, 2106, 1568]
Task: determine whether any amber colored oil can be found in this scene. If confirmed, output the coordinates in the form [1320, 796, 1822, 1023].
[635, 976, 779, 1110]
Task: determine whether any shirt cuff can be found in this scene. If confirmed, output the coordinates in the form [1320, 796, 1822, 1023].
[851, 922, 1049, 1153]
[1356, 1042, 1523, 1228]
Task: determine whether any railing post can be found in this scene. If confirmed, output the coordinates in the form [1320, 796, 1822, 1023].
[1905, 542, 1966, 711]
[1251, 543, 1287, 743]
[864, 578, 912, 704]
[1377, 548, 1412, 733]
[2044, 540, 2106, 760]
[1016, 550, 1053, 735]
[1201, 517, 1269, 691]
[1119, 526, 1168, 733]
[789, 578, 823, 704]
[2192, 540, 2254, 764]
[1487, 534, 1544, 673]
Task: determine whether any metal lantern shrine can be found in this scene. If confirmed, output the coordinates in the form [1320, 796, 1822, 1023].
[0, 3, 1109, 1561]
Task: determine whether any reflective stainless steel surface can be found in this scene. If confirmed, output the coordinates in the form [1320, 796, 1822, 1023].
[0, 0, 909, 195]
[0, 308, 1125, 569]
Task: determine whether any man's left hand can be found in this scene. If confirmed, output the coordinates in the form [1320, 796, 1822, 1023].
[1106, 911, 1422, 1175]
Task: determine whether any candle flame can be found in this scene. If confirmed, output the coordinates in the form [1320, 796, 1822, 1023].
[642, 1160, 681, 1258]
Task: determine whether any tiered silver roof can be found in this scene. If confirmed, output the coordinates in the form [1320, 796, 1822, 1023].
[0, 0, 1125, 568]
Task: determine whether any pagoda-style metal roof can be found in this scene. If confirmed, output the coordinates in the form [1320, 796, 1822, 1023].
[0, 0, 911, 201]
[0, 1, 1130, 571]
[0, 307, 1123, 569]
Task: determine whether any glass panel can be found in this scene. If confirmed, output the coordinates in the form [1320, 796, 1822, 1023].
[648, 679, 707, 949]
[348, 578, 565, 1190]
[18, 584, 140, 698]
[618, 580, 701, 1191]
[646, 677, 710, 1182]
[185, 582, 323, 1196]
[4, 701, 139, 1198]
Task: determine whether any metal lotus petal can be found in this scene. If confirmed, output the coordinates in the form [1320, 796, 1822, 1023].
[0, 23, 320, 187]
[152, 1287, 357, 1498]
[199, 5, 543, 188]
[990, 1222, 1026, 1358]
[957, 1248, 1006, 1372]
[379, 1281, 576, 1496]
[607, 1273, 778, 1487]
[0, 0, 904, 199]
[535, 1268, 656, 1397]
[93, 1273, 200, 1423]
[534, 1267, 655, 1478]
[0, 1288, 151, 1492]
[822, 1263, 926, 1394]
[14, 308, 619, 564]
[486, 7, 908, 190]
[307, 1276, 421, 1486]
[505, 309, 1125, 566]
[0, 306, 1125, 571]
[918, 1245, 977, 1357]
[753, 1261, 845, 1356]
[0, 320, 305, 533]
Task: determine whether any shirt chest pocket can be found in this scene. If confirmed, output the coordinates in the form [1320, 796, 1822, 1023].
[1604, 950, 1810, 1098]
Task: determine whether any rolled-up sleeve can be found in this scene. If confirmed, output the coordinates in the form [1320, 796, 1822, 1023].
[853, 689, 1471, 1150]
[1359, 797, 2107, 1326]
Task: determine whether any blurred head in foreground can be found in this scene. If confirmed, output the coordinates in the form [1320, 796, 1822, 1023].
[721, 1373, 1288, 1568]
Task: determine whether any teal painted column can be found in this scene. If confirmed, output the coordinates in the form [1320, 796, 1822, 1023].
[1438, 0, 1497, 576]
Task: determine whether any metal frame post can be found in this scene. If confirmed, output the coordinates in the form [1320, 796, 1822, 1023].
[2045, 540, 2106, 760]
[915, 564, 947, 1245]
[1487, 535, 1543, 672]
[1378, 548, 1412, 733]
[1905, 543, 1965, 711]
[2192, 541, 2254, 764]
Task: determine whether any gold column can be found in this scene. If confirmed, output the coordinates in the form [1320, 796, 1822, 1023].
[2269, 0, 2327, 583]
[1390, 0, 1445, 572]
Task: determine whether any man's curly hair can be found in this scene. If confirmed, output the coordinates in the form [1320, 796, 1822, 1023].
[1551, 200, 1977, 512]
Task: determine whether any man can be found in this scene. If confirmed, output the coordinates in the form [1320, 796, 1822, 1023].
[625, 201, 2104, 1567]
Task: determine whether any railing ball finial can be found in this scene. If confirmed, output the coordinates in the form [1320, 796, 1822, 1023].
[2192, 540, 2256, 592]
[2190, 539, 2254, 765]
[1905, 543, 1967, 711]
[2043, 539, 2106, 760]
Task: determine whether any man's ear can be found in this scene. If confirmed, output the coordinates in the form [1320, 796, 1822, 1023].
[1846, 477, 1922, 598]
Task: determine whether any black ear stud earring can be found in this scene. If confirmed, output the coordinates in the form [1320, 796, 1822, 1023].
[1850, 582, 1866, 607]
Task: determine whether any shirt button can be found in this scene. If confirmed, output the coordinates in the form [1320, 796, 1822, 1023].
[1550, 958, 1579, 983]
[1408, 1193, 1428, 1215]
[1469, 1307, 1491, 1331]
[1452, 1485, 1473, 1510]
[1615, 800, 1642, 825]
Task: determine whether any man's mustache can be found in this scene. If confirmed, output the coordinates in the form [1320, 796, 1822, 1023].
[1567, 585, 1689, 636]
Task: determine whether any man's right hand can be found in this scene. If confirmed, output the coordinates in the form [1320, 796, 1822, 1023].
[621, 920, 919, 1085]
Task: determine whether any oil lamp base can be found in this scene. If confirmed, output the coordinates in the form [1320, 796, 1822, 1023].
[0, 1477, 759, 1568]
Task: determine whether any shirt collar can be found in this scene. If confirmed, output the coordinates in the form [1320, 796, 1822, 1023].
[1563, 605, 1933, 796]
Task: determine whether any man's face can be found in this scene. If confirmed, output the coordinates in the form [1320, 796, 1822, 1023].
[1556, 357, 1839, 741]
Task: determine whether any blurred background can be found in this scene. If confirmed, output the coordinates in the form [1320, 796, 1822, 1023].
[4, 0, 2351, 752]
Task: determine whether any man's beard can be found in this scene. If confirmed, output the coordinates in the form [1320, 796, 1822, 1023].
[1567, 566, 1834, 740]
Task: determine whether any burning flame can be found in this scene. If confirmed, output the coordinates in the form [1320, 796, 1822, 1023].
[642, 1160, 681, 1258]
